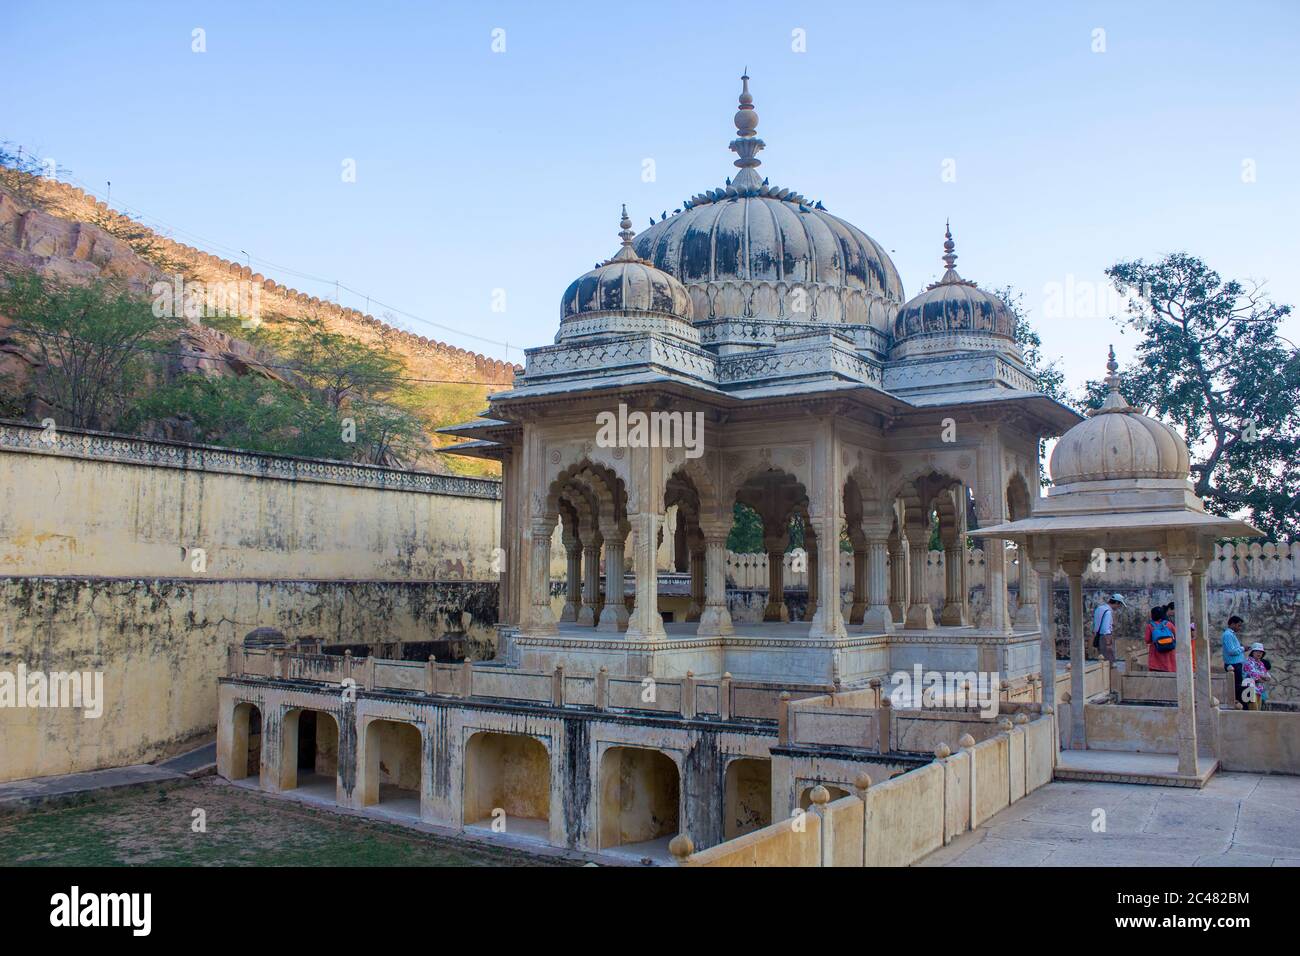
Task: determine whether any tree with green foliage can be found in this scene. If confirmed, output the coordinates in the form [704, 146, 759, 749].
[1085, 253, 1298, 539]
[274, 316, 404, 411]
[0, 270, 183, 430]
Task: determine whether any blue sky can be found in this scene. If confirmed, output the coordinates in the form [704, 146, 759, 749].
[4, 0, 1298, 391]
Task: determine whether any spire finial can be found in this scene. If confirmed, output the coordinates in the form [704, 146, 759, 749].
[618, 203, 633, 247]
[606, 203, 641, 263]
[1089, 344, 1135, 415]
[1105, 344, 1120, 391]
[942, 220, 957, 272]
[730, 71, 764, 184]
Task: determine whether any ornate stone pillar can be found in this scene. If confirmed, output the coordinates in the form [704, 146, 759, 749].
[905, 536, 935, 629]
[940, 542, 969, 626]
[1029, 544, 1057, 714]
[578, 534, 601, 626]
[888, 533, 909, 625]
[849, 546, 868, 625]
[1192, 545, 1216, 758]
[685, 548, 705, 623]
[1167, 547, 1200, 777]
[527, 516, 559, 636]
[625, 512, 666, 640]
[762, 532, 789, 622]
[696, 528, 734, 638]
[804, 531, 819, 623]
[1014, 545, 1039, 627]
[560, 532, 581, 623]
[863, 535, 894, 632]
[596, 524, 628, 632]
[1060, 553, 1087, 749]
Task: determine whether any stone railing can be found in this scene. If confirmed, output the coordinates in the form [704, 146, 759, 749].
[723, 541, 1300, 591]
[0, 419, 502, 499]
[678, 710, 1057, 867]
[228, 646, 831, 723]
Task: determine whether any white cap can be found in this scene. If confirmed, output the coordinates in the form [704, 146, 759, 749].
[1250, 642, 1265, 653]
[1109, 593, 1126, 605]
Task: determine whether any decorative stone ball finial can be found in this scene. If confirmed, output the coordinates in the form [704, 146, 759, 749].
[809, 784, 831, 806]
[998, 717, 1014, 732]
[958, 733, 976, 749]
[734, 70, 758, 137]
[942, 220, 957, 272]
[618, 204, 634, 247]
[854, 771, 873, 791]
[934, 743, 951, 759]
[1013, 712, 1030, 725]
[668, 833, 694, 859]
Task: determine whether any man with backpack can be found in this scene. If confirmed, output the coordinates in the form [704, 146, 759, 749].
[1144, 605, 1177, 672]
[1092, 593, 1125, 664]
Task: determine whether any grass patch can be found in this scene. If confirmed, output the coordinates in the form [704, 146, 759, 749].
[0, 778, 570, 867]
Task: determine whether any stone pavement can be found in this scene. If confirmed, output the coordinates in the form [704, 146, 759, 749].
[0, 764, 185, 811]
[920, 772, 1300, 866]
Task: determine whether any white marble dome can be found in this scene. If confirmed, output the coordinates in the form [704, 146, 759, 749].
[631, 75, 904, 334]
[892, 226, 1019, 359]
[558, 207, 696, 344]
[1049, 351, 1191, 486]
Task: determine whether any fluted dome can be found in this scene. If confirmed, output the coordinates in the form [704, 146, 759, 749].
[892, 226, 1019, 359]
[558, 207, 695, 344]
[631, 74, 904, 333]
[1049, 349, 1192, 486]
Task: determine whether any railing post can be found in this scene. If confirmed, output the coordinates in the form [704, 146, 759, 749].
[854, 771, 872, 866]
[461, 657, 473, 699]
[595, 666, 608, 711]
[960, 732, 977, 830]
[934, 744, 953, 845]
[273, 647, 287, 679]
[552, 664, 565, 707]
[364, 655, 376, 691]
[343, 649, 353, 683]
[877, 697, 892, 753]
[681, 671, 696, 719]
[425, 655, 436, 695]
[869, 677, 881, 710]
[720, 672, 733, 721]
[777, 691, 791, 745]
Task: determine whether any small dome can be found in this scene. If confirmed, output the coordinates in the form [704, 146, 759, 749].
[1049, 348, 1192, 485]
[892, 225, 1018, 358]
[558, 207, 694, 343]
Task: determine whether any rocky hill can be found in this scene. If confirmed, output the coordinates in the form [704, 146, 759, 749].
[0, 171, 515, 475]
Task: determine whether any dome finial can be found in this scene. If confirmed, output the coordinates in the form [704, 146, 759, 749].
[618, 203, 634, 247]
[608, 203, 640, 263]
[942, 220, 957, 272]
[730, 71, 764, 188]
[1089, 344, 1136, 415]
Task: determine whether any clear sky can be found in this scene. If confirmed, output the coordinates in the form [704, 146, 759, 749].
[4, 0, 1298, 392]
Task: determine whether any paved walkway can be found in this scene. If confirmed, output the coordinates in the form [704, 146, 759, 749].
[921, 772, 1300, 866]
[0, 765, 185, 811]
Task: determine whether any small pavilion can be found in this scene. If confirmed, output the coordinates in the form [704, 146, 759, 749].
[974, 348, 1261, 785]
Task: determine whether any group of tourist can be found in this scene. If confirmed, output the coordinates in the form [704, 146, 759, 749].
[1091, 594, 1272, 707]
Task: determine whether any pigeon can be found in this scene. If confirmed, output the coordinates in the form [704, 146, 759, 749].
[814, 200, 826, 210]
[649, 218, 655, 227]
[762, 177, 769, 186]
[725, 177, 731, 186]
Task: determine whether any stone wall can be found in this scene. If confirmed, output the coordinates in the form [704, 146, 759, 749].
[0, 420, 502, 782]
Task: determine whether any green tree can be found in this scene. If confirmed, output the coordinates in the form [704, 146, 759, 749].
[129, 373, 351, 459]
[0, 270, 183, 430]
[275, 316, 404, 411]
[1086, 253, 1298, 538]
